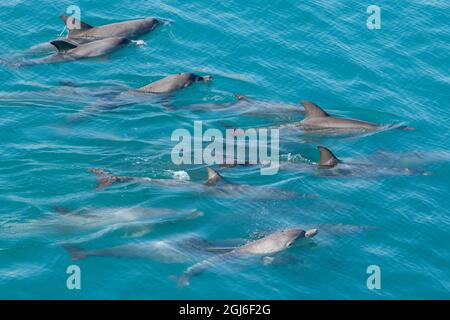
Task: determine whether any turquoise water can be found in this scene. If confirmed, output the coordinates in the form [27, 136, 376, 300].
[1, 0, 449, 299]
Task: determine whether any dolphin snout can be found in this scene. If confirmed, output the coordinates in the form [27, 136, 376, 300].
[201, 75, 213, 82]
[149, 17, 169, 26]
[305, 228, 319, 238]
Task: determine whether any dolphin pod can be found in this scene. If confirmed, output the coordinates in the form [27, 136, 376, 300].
[17, 15, 162, 66]
[10, 11, 422, 288]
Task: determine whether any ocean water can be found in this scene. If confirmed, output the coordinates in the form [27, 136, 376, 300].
[0, 0, 449, 299]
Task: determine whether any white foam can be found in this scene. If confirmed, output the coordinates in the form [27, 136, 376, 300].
[132, 40, 146, 46]
[167, 170, 190, 181]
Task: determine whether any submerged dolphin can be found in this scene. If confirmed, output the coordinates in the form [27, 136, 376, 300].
[173, 228, 319, 287]
[183, 94, 303, 118]
[280, 101, 412, 133]
[60, 15, 161, 43]
[67, 72, 213, 122]
[62, 234, 218, 263]
[1, 206, 202, 238]
[17, 37, 130, 66]
[89, 167, 309, 200]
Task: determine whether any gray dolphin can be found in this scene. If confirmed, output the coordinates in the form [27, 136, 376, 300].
[182, 94, 303, 118]
[89, 167, 309, 200]
[202, 168, 306, 200]
[1, 207, 203, 239]
[221, 146, 431, 177]
[294, 100, 381, 131]
[137, 72, 213, 94]
[17, 37, 131, 66]
[315, 146, 431, 177]
[173, 228, 319, 287]
[66, 72, 213, 122]
[279, 101, 412, 133]
[62, 234, 218, 263]
[22, 16, 159, 56]
[51, 37, 130, 59]
[60, 15, 161, 43]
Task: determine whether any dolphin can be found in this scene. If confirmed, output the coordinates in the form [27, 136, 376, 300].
[291, 101, 381, 131]
[182, 94, 303, 119]
[202, 168, 307, 199]
[89, 167, 310, 200]
[66, 72, 213, 122]
[278, 101, 412, 134]
[137, 72, 213, 94]
[21, 16, 159, 57]
[17, 37, 131, 66]
[314, 146, 431, 177]
[60, 15, 161, 44]
[51, 37, 130, 59]
[89, 168, 194, 189]
[173, 228, 319, 287]
[221, 146, 431, 177]
[62, 234, 219, 263]
[1, 206, 203, 239]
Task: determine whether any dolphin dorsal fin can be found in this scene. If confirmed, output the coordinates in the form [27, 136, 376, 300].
[50, 40, 78, 52]
[206, 167, 224, 186]
[317, 146, 339, 167]
[301, 101, 330, 118]
[60, 15, 94, 35]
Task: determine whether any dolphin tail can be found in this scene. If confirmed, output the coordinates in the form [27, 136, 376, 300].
[62, 244, 88, 261]
[66, 104, 106, 124]
[89, 168, 118, 189]
[397, 124, 415, 131]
